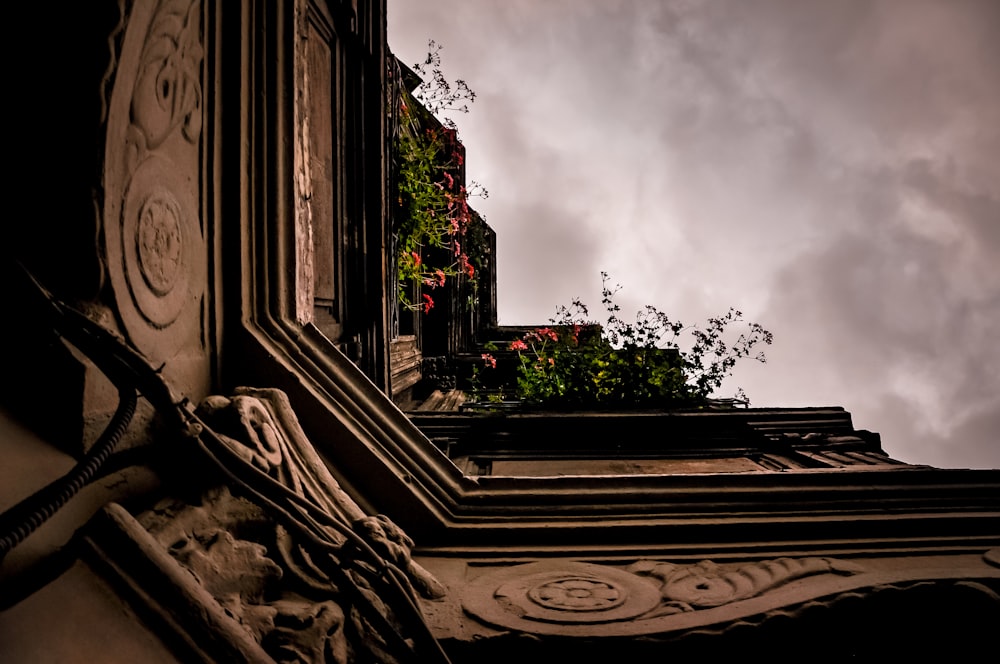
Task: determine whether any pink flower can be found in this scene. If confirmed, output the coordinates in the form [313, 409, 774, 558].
[435, 269, 446, 286]
[411, 251, 421, 267]
[443, 172, 454, 189]
[510, 339, 528, 351]
[481, 353, 497, 369]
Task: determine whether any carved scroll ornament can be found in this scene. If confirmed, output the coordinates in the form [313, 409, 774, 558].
[463, 556, 865, 636]
[628, 556, 865, 615]
[131, 0, 203, 150]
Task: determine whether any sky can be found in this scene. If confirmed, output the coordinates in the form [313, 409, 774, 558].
[387, 0, 1000, 470]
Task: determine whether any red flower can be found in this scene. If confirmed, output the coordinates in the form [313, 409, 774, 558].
[411, 251, 421, 267]
[422, 294, 434, 313]
[537, 327, 559, 342]
[465, 262, 475, 278]
[510, 339, 528, 351]
[481, 353, 497, 369]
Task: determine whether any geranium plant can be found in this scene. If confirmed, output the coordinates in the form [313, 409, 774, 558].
[394, 41, 487, 310]
[477, 273, 773, 409]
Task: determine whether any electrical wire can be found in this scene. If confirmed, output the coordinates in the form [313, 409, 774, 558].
[2, 265, 452, 662]
[0, 386, 137, 559]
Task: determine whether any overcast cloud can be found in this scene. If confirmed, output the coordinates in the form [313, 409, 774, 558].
[388, 0, 1000, 469]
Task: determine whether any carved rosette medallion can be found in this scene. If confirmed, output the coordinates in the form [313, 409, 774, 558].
[528, 577, 626, 612]
[465, 561, 661, 627]
[137, 196, 182, 296]
[121, 157, 200, 330]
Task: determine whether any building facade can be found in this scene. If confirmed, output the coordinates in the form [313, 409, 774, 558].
[2, 2, 998, 662]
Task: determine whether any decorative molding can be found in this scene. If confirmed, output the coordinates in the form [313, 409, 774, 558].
[627, 579, 1000, 649]
[463, 556, 864, 635]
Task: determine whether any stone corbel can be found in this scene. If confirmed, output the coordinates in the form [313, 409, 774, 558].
[194, 387, 445, 601]
[124, 386, 447, 662]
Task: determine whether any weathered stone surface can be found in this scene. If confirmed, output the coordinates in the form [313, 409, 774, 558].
[103, 0, 209, 401]
[438, 553, 999, 642]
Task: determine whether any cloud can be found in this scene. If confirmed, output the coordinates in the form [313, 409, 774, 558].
[388, 0, 1000, 468]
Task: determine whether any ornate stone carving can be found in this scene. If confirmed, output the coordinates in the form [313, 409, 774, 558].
[529, 577, 625, 611]
[120, 158, 199, 330]
[131, 0, 203, 149]
[136, 193, 183, 296]
[103, 0, 207, 396]
[629, 556, 865, 615]
[462, 556, 865, 635]
[353, 514, 447, 600]
[136, 388, 446, 660]
[141, 486, 350, 662]
[196, 387, 445, 600]
[466, 561, 661, 627]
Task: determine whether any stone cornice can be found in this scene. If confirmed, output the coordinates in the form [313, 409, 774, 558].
[229, 0, 1000, 560]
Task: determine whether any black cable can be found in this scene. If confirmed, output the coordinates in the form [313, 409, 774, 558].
[4, 265, 452, 662]
[0, 386, 137, 559]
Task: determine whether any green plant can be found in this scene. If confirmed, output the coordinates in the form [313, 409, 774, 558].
[492, 273, 773, 409]
[394, 42, 487, 311]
